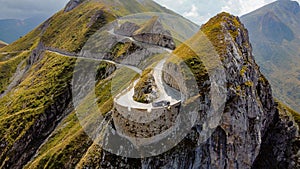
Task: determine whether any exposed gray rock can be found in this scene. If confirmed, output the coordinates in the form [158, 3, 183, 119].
[133, 70, 159, 103]
[64, 0, 84, 12]
[115, 21, 141, 37]
[27, 41, 45, 68]
[132, 16, 176, 50]
[252, 104, 300, 169]
[93, 14, 286, 169]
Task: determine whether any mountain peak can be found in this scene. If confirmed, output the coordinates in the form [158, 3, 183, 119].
[241, 0, 300, 113]
[201, 12, 251, 56]
[276, 0, 300, 13]
[64, 0, 85, 12]
[133, 16, 161, 34]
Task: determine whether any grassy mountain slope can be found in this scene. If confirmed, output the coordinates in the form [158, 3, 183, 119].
[0, 0, 198, 168]
[0, 0, 298, 168]
[241, 0, 300, 112]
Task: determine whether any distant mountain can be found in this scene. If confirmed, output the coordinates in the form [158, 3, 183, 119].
[0, 40, 7, 48]
[0, 16, 47, 43]
[241, 0, 300, 112]
[0, 0, 299, 168]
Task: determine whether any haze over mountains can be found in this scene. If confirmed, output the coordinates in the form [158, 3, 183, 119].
[241, 0, 300, 112]
[0, 0, 299, 168]
[0, 16, 47, 43]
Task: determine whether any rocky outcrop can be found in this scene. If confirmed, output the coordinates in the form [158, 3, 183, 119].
[94, 13, 283, 169]
[133, 16, 176, 50]
[133, 69, 159, 103]
[64, 0, 84, 12]
[1, 0, 300, 168]
[252, 103, 300, 169]
[241, 0, 300, 113]
[26, 41, 45, 68]
[115, 21, 141, 37]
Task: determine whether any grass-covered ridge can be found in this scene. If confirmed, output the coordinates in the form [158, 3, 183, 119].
[0, 52, 76, 165]
[277, 101, 300, 128]
[0, 0, 199, 167]
[0, 51, 29, 94]
[41, 1, 115, 53]
[201, 12, 246, 57]
[24, 111, 93, 169]
[0, 27, 42, 54]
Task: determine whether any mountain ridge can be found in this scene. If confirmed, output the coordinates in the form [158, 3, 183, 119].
[0, 0, 299, 168]
[241, 0, 300, 112]
[0, 16, 48, 43]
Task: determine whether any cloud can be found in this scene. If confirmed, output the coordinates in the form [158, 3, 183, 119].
[0, 0, 69, 19]
[221, 0, 273, 15]
[155, 0, 300, 24]
[0, 0, 299, 23]
[183, 5, 199, 18]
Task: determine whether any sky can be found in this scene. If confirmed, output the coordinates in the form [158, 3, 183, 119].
[154, 0, 300, 24]
[0, 0, 299, 24]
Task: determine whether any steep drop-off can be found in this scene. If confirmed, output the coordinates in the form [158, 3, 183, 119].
[241, 0, 300, 112]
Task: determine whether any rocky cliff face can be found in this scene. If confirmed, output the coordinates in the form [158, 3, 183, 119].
[241, 0, 300, 113]
[133, 16, 176, 50]
[64, 0, 84, 12]
[133, 69, 159, 103]
[115, 21, 141, 37]
[253, 102, 300, 169]
[86, 13, 299, 169]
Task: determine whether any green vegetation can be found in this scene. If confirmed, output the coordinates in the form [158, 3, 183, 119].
[0, 40, 7, 48]
[240, 65, 248, 76]
[241, 1, 300, 112]
[245, 81, 254, 87]
[201, 12, 247, 58]
[133, 68, 154, 103]
[0, 52, 76, 163]
[111, 41, 138, 59]
[111, 67, 139, 96]
[277, 101, 300, 128]
[41, 2, 115, 53]
[0, 51, 29, 93]
[24, 111, 93, 169]
[0, 28, 41, 53]
[134, 16, 159, 35]
[0, 0, 202, 167]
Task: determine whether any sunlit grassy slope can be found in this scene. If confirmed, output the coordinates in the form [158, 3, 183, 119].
[0, 0, 198, 167]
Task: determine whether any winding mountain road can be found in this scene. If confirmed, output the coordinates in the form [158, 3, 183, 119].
[1, 26, 181, 111]
[107, 26, 181, 110]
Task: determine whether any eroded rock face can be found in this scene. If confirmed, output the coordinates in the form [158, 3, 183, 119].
[133, 70, 159, 103]
[64, 0, 84, 12]
[253, 103, 300, 169]
[132, 16, 176, 50]
[115, 22, 141, 37]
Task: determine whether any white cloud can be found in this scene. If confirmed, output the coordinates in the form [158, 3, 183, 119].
[0, 0, 69, 19]
[183, 5, 199, 18]
[154, 0, 300, 24]
[221, 0, 272, 15]
[0, 0, 300, 23]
